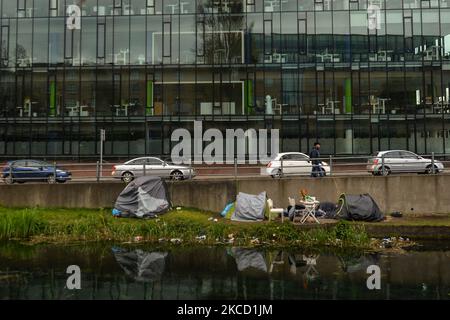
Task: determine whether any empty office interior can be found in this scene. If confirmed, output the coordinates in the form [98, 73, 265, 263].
[1, 0, 450, 158]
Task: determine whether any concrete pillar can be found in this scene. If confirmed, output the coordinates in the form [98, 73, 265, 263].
[345, 129, 353, 154]
[265, 95, 273, 114]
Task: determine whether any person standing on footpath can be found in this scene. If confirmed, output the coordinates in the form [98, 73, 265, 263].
[309, 142, 323, 177]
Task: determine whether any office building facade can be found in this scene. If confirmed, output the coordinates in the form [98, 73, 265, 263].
[1, 0, 450, 159]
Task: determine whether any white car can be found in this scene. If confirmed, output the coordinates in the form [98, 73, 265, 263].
[112, 157, 196, 183]
[265, 152, 330, 178]
[367, 150, 444, 175]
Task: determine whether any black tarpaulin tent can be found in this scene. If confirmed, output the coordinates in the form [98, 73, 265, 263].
[114, 176, 171, 218]
[335, 193, 384, 222]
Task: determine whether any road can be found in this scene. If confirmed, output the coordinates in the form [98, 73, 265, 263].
[2, 162, 449, 184]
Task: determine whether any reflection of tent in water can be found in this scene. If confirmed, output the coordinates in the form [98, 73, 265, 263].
[228, 248, 268, 273]
[112, 247, 168, 282]
[228, 248, 282, 300]
[339, 254, 380, 273]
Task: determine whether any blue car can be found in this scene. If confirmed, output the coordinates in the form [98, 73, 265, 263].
[2, 160, 71, 184]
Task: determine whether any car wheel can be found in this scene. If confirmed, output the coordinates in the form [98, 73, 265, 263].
[47, 175, 56, 184]
[121, 172, 134, 183]
[170, 170, 184, 181]
[425, 165, 439, 175]
[57, 179, 67, 184]
[271, 169, 283, 179]
[378, 167, 391, 176]
[3, 175, 14, 184]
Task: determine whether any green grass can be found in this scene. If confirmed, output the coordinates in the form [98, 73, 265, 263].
[0, 209, 45, 239]
[0, 207, 372, 249]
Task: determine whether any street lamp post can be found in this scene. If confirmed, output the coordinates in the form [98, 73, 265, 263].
[100, 129, 106, 180]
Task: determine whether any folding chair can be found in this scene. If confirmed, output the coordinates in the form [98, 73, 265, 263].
[268, 251, 285, 273]
[303, 254, 320, 280]
[299, 200, 320, 224]
[267, 198, 284, 222]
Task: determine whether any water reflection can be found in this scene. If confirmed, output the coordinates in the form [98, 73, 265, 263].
[1, 243, 450, 300]
[339, 254, 381, 273]
[112, 247, 168, 283]
[228, 248, 268, 273]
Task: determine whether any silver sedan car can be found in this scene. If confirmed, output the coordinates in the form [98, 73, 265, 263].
[367, 150, 444, 176]
[112, 157, 196, 182]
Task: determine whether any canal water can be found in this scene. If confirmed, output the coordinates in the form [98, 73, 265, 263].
[1, 242, 450, 300]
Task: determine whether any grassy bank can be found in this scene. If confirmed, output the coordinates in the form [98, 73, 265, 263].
[0, 207, 372, 250]
[357, 213, 450, 239]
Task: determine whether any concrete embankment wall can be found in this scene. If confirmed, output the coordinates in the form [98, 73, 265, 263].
[0, 175, 449, 214]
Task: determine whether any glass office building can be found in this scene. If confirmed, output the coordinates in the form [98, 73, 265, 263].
[1, 0, 450, 159]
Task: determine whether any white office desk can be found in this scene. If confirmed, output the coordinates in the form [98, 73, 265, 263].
[166, 4, 179, 14]
[80, 105, 90, 117]
[200, 102, 235, 115]
[376, 98, 390, 114]
[180, 2, 190, 13]
[319, 100, 340, 114]
[67, 106, 79, 117]
[26, 8, 34, 17]
[17, 106, 31, 117]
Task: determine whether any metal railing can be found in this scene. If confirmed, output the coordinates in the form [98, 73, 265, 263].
[0, 153, 449, 184]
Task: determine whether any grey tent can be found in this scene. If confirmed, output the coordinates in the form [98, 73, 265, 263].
[112, 247, 168, 282]
[335, 194, 384, 222]
[114, 176, 171, 218]
[231, 191, 267, 222]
